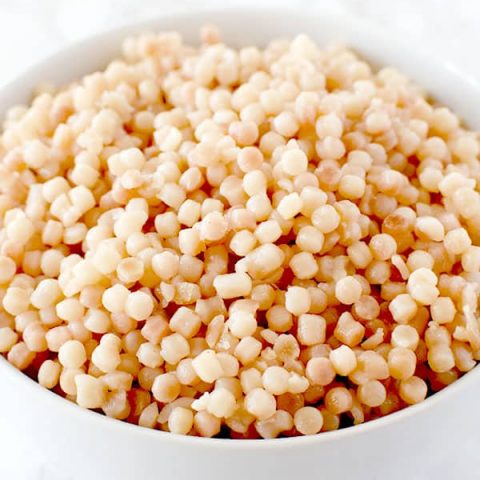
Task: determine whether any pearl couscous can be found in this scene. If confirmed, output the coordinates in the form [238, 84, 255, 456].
[0, 25, 479, 439]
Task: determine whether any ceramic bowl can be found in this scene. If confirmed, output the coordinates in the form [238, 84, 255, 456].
[1, 7, 479, 480]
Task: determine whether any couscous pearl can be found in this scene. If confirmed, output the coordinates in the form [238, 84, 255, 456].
[229, 310, 257, 338]
[0, 26, 478, 441]
[206, 388, 237, 418]
[262, 366, 290, 395]
[152, 373, 181, 403]
[294, 407, 323, 435]
[281, 149, 308, 176]
[358, 380, 386, 407]
[75, 374, 106, 409]
[58, 340, 87, 369]
[38, 360, 61, 389]
[192, 350, 224, 383]
[335, 276, 362, 305]
[329, 345, 357, 376]
[245, 388, 276, 420]
[125, 291, 154, 321]
[399, 376, 428, 404]
[168, 407, 194, 435]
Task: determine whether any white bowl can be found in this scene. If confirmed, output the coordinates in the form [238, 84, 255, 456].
[1, 7, 480, 480]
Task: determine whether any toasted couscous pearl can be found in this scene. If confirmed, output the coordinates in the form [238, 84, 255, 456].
[138, 403, 159, 429]
[329, 345, 357, 376]
[92, 341, 121, 373]
[262, 366, 290, 395]
[339, 175, 365, 200]
[277, 193, 303, 220]
[125, 291, 154, 321]
[0, 256, 16, 283]
[294, 406, 323, 435]
[305, 357, 336, 386]
[75, 374, 106, 409]
[335, 276, 362, 305]
[206, 388, 237, 418]
[324, 387, 353, 414]
[357, 380, 386, 407]
[152, 373, 181, 403]
[388, 347, 417, 380]
[281, 149, 308, 176]
[391, 325, 419, 350]
[58, 340, 87, 369]
[229, 310, 257, 338]
[311, 205, 340, 233]
[137, 342, 163, 368]
[0, 26, 478, 440]
[213, 273, 252, 299]
[192, 349, 224, 383]
[428, 345, 455, 373]
[297, 314, 326, 346]
[444, 228, 472, 255]
[194, 410, 221, 438]
[168, 407, 194, 435]
[285, 286, 311, 316]
[430, 297, 456, 324]
[415, 216, 445, 242]
[102, 284, 129, 313]
[245, 388, 276, 420]
[399, 376, 428, 404]
[0, 327, 18, 353]
[38, 360, 61, 389]
[369, 234, 397, 261]
[161, 334, 190, 365]
[388, 294, 418, 324]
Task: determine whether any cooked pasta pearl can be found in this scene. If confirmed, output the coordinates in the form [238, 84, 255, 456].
[294, 407, 323, 435]
[357, 380, 386, 407]
[245, 388, 276, 420]
[335, 276, 362, 305]
[262, 366, 290, 395]
[192, 350, 224, 383]
[75, 374, 106, 409]
[58, 340, 87, 369]
[0, 26, 478, 441]
[330, 345, 357, 376]
[168, 407, 194, 435]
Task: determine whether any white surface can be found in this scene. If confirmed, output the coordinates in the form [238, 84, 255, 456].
[0, 0, 480, 87]
[0, 3, 479, 480]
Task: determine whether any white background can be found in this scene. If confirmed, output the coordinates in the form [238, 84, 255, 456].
[1, 0, 480, 87]
[0, 1, 478, 478]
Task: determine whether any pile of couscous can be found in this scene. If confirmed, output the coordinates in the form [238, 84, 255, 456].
[0, 25, 479, 438]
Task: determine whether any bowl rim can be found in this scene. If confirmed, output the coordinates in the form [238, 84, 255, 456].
[1, 5, 480, 448]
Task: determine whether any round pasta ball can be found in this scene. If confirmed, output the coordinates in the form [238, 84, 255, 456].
[281, 149, 308, 176]
[168, 407, 194, 435]
[0, 26, 478, 441]
[294, 407, 323, 435]
[58, 340, 87, 369]
[125, 291, 154, 321]
[335, 276, 362, 305]
[245, 388, 276, 420]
